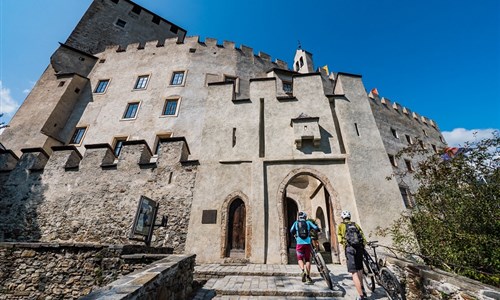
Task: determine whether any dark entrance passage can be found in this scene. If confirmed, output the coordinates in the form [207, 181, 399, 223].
[285, 197, 299, 264]
[227, 198, 246, 258]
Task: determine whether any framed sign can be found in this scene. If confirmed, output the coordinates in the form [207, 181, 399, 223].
[132, 196, 158, 237]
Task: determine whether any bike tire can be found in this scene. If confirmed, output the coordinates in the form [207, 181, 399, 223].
[315, 252, 333, 290]
[362, 257, 376, 292]
[380, 267, 406, 300]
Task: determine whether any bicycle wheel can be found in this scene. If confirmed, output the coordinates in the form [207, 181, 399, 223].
[362, 257, 376, 292]
[380, 267, 406, 300]
[315, 252, 333, 290]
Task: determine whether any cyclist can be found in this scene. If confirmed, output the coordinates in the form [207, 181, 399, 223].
[290, 211, 318, 284]
[337, 210, 367, 300]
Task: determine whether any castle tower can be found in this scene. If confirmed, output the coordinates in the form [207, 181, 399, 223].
[293, 48, 314, 74]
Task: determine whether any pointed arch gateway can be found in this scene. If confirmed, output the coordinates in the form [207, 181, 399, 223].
[220, 191, 252, 259]
[276, 167, 343, 264]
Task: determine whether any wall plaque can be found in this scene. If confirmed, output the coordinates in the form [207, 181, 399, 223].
[202, 210, 217, 224]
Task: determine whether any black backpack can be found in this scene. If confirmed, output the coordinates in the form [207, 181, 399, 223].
[297, 220, 309, 239]
[345, 222, 363, 246]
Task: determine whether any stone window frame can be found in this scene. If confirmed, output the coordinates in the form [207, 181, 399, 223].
[220, 191, 252, 260]
[405, 134, 413, 145]
[169, 70, 187, 86]
[399, 186, 414, 209]
[391, 127, 399, 139]
[405, 159, 414, 172]
[69, 126, 88, 146]
[153, 132, 173, 155]
[282, 81, 293, 94]
[133, 74, 151, 90]
[122, 101, 141, 120]
[160, 97, 181, 117]
[115, 18, 127, 28]
[112, 136, 129, 157]
[94, 79, 111, 94]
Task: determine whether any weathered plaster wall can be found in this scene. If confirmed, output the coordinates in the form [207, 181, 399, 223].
[0, 139, 197, 253]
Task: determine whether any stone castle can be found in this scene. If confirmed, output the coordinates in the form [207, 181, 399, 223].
[0, 0, 446, 265]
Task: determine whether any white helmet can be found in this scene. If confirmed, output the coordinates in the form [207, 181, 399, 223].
[341, 210, 351, 219]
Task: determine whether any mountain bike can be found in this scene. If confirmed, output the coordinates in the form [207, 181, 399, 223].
[311, 243, 333, 289]
[362, 241, 406, 300]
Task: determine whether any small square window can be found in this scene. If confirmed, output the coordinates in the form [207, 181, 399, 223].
[283, 81, 293, 94]
[405, 159, 414, 172]
[170, 71, 185, 85]
[405, 134, 413, 144]
[170, 25, 178, 34]
[116, 19, 126, 28]
[99, 59, 106, 63]
[111, 0, 119, 3]
[94, 79, 110, 93]
[69, 127, 87, 145]
[391, 128, 399, 139]
[74, 88, 80, 94]
[134, 75, 149, 90]
[388, 154, 397, 167]
[162, 99, 179, 116]
[113, 137, 127, 157]
[58, 81, 65, 87]
[123, 102, 140, 119]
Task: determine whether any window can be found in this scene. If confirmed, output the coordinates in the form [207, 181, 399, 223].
[134, 75, 149, 90]
[388, 154, 397, 167]
[94, 79, 110, 93]
[69, 127, 87, 145]
[423, 129, 428, 136]
[58, 81, 65, 87]
[419, 140, 426, 149]
[111, 0, 119, 3]
[431, 144, 437, 153]
[391, 128, 399, 139]
[400, 186, 414, 209]
[170, 71, 185, 85]
[123, 102, 140, 119]
[113, 137, 127, 157]
[405, 134, 413, 144]
[439, 136, 445, 143]
[116, 19, 126, 28]
[283, 81, 293, 94]
[405, 159, 414, 172]
[162, 99, 179, 116]
[170, 25, 179, 34]
[154, 133, 172, 154]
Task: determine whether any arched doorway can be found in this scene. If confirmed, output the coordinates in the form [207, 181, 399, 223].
[226, 198, 246, 258]
[277, 168, 342, 265]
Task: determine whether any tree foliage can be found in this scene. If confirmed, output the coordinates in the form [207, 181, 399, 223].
[383, 131, 500, 286]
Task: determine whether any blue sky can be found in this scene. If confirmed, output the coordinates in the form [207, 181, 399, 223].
[1, 0, 499, 146]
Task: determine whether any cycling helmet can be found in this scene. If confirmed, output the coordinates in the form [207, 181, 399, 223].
[298, 211, 307, 220]
[340, 210, 351, 219]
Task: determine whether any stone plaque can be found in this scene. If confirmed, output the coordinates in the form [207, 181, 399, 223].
[202, 210, 217, 224]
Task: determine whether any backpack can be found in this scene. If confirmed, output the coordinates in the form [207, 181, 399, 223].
[344, 222, 363, 246]
[297, 220, 309, 239]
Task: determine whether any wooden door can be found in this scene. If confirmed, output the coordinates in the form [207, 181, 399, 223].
[228, 199, 246, 253]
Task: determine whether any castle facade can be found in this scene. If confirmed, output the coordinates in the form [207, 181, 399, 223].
[0, 0, 446, 264]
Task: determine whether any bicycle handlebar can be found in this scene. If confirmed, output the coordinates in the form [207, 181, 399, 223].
[367, 240, 379, 247]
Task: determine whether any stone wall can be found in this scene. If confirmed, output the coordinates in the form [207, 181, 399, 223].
[82, 254, 196, 300]
[388, 257, 500, 300]
[0, 138, 197, 253]
[0, 242, 173, 300]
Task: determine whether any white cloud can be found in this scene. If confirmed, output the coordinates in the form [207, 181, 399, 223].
[0, 81, 20, 115]
[22, 81, 36, 94]
[442, 128, 498, 147]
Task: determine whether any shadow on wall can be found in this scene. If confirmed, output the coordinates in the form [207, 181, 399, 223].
[0, 151, 47, 242]
[298, 126, 333, 155]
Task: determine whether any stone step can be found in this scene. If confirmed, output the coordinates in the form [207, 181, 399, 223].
[207, 275, 342, 298]
[194, 264, 323, 278]
[213, 296, 336, 300]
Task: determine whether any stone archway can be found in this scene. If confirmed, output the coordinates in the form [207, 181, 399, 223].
[276, 167, 343, 264]
[220, 191, 252, 259]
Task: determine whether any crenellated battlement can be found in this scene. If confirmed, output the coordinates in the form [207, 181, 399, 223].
[369, 92, 439, 129]
[0, 138, 194, 176]
[99, 36, 289, 69]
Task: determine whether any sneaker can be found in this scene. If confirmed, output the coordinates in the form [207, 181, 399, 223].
[301, 270, 306, 282]
[306, 275, 313, 284]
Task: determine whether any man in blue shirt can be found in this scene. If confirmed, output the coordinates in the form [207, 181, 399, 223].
[290, 211, 318, 284]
